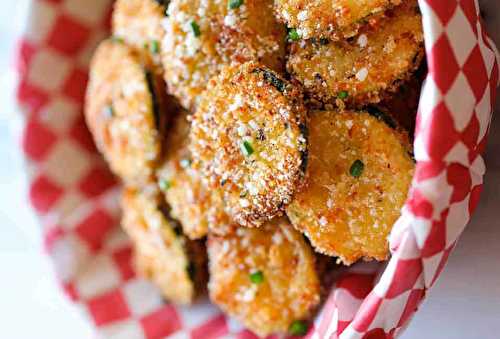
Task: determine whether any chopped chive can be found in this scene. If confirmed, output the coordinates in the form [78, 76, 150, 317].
[349, 159, 364, 178]
[190, 20, 201, 37]
[288, 28, 300, 41]
[159, 179, 172, 191]
[111, 36, 124, 44]
[289, 320, 308, 336]
[228, 0, 244, 9]
[180, 158, 192, 169]
[240, 140, 254, 156]
[149, 40, 160, 54]
[249, 270, 264, 284]
[337, 91, 349, 99]
[103, 105, 114, 118]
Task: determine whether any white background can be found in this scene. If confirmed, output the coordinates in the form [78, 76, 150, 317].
[0, 1, 498, 338]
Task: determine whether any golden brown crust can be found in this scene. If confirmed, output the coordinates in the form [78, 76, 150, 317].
[121, 188, 207, 305]
[275, 0, 404, 40]
[112, 0, 167, 72]
[157, 110, 238, 239]
[189, 62, 309, 227]
[286, 110, 414, 264]
[208, 218, 320, 337]
[85, 40, 162, 187]
[161, 0, 286, 110]
[287, 1, 424, 107]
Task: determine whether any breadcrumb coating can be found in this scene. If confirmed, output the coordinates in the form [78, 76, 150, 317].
[275, 0, 404, 40]
[287, 0, 424, 107]
[208, 218, 320, 337]
[113, 0, 168, 71]
[85, 40, 163, 187]
[121, 189, 207, 304]
[161, 0, 286, 110]
[286, 110, 414, 264]
[157, 109, 238, 239]
[189, 62, 308, 227]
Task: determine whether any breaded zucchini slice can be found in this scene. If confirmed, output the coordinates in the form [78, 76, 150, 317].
[85, 40, 165, 187]
[157, 110, 237, 239]
[208, 218, 320, 337]
[286, 110, 414, 264]
[161, 0, 286, 110]
[112, 0, 168, 71]
[121, 189, 207, 305]
[275, 0, 404, 40]
[287, 0, 424, 107]
[189, 62, 308, 227]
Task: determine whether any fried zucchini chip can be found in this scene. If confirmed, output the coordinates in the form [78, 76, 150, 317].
[85, 40, 166, 187]
[121, 189, 207, 304]
[112, 0, 168, 71]
[275, 0, 404, 40]
[161, 0, 286, 110]
[190, 62, 308, 227]
[157, 110, 237, 239]
[287, 1, 424, 107]
[208, 218, 320, 337]
[286, 110, 414, 264]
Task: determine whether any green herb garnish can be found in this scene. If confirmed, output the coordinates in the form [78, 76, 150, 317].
[190, 20, 201, 37]
[349, 159, 364, 178]
[240, 140, 254, 156]
[149, 40, 160, 54]
[111, 36, 124, 44]
[337, 91, 349, 99]
[289, 320, 308, 336]
[103, 105, 114, 118]
[159, 179, 172, 191]
[288, 28, 300, 41]
[228, 0, 244, 9]
[180, 158, 192, 169]
[249, 271, 264, 284]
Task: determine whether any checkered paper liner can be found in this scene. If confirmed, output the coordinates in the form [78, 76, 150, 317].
[15, 0, 499, 338]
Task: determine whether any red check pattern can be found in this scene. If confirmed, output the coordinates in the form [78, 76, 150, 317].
[15, 0, 499, 338]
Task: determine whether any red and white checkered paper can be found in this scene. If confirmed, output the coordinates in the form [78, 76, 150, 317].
[15, 0, 499, 338]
